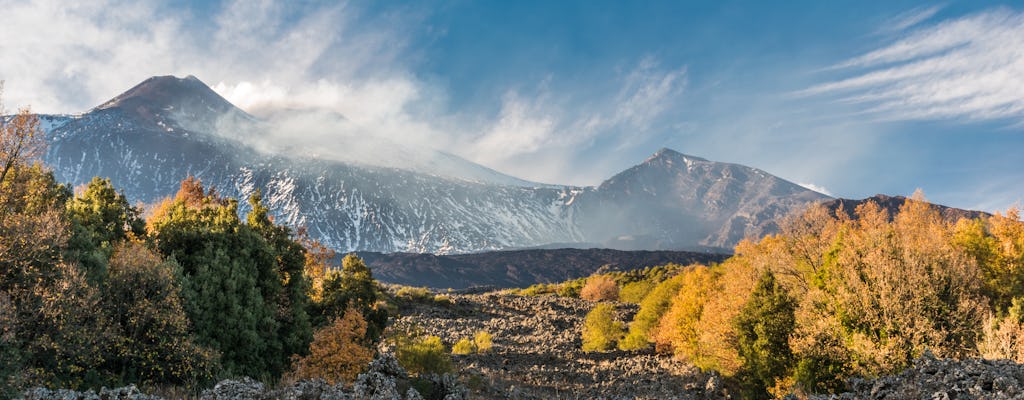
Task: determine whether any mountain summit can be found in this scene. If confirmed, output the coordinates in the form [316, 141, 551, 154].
[39, 76, 831, 253]
[94, 75, 253, 135]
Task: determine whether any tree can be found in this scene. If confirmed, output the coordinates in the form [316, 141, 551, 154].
[580, 274, 619, 302]
[101, 242, 217, 386]
[149, 178, 285, 379]
[620, 273, 686, 351]
[652, 266, 719, 364]
[582, 303, 625, 352]
[0, 86, 46, 185]
[65, 177, 146, 283]
[733, 270, 797, 399]
[316, 254, 387, 343]
[247, 191, 313, 364]
[287, 306, 374, 385]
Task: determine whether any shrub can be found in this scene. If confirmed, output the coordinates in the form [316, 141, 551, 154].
[395, 335, 453, 376]
[557, 278, 587, 298]
[582, 303, 625, 352]
[450, 330, 493, 355]
[619, 273, 687, 351]
[395, 286, 434, 302]
[287, 306, 374, 385]
[474, 331, 493, 353]
[619, 280, 655, 304]
[452, 338, 475, 355]
[432, 294, 453, 306]
[580, 275, 619, 302]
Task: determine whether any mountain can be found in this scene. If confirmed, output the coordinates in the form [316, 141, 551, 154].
[573, 148, 830, 250]
[358, 248, 730, 289]
[39, 75, 831, 254]
[823, 194, 989, 222]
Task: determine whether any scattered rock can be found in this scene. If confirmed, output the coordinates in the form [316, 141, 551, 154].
[812, 353, 1024, 400]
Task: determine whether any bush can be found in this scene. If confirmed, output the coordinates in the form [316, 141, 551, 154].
[582, 303, 625, 352]
[474, 331, 493, 353]
[451, 331, 493, 355]
[287, 306, 374, 385]
[395, 334, 453, 376]
[452, 338, 475, 355]
[557, 278, 587, 298]
[619, 274, 687, 351]
[580, 275, 619, 302]
[619, 280, 655, 304]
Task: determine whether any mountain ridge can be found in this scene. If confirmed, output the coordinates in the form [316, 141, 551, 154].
[38, 75, 835, 253]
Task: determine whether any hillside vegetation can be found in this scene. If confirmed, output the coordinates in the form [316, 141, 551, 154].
[549, 193, 1024, 398]
[5, 95, 1024, 399]
[1, 107, 406, 396]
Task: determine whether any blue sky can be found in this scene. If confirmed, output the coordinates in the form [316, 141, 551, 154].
[1, 0, 1022, 212]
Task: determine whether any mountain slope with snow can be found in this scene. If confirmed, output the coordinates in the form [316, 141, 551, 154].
[40, 75, 830, 253]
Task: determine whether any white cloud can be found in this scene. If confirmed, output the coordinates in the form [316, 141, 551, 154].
[0, 0, 689, 186]
[801, 7, 1024, 125]
[463, 60, 688, 184]
[881, 4, 944, 33]
[797, 182, 834, 197]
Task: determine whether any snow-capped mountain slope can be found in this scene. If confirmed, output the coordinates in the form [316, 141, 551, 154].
[39, 75, 830, 253]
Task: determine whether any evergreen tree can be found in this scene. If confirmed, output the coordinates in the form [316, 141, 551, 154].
[149, 178, 284, 379]
[733, 270, 797, 399]
[246, 191, 313, 361]
[65, 177, 145, 283]
[316, 253, 387, 342]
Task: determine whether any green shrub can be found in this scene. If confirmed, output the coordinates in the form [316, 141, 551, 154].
[557, 278, 587, 298]
[619, 273, 687, 351]
[619, 280, 655, 304]
[451, 331, 493, 355]
[395, 335, 453, 376]
[582, 303, 625, 352]
[452, 338, 475, 355]
[474, 331, 493, 353]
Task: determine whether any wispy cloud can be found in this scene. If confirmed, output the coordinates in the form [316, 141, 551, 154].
[801, 7, 1024, 125]
[880, 4, 944, 33]
[0, 0, 688, 185]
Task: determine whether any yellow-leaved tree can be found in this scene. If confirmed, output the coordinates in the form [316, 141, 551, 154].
[288, 306, 374, 385]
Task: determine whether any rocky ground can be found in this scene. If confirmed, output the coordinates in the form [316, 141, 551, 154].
[395, 292, 726, 399]
[813, 352, 1024, 400]
[21, 291, 1024, 399]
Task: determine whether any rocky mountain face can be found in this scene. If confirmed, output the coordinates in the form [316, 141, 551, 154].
[823, 194, 990, 222]
[39, 75, 830, 254]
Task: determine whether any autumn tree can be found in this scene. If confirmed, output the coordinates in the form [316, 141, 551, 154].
[316, 254, 387, 342]
[619, 273, 687, 351]
[580, 274, 619, 302]
[0, 89, 46, 185]
[652, 266, 719, 366]
[287, 306, 374, 385]
[101, 242, 217, 386]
